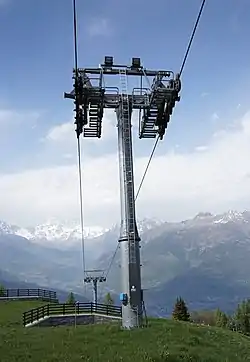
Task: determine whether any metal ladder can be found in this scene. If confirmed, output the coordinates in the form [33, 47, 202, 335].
[139, 106, 158, 139]
[119, 69, 137, 264]
[83, 103, 100, 137]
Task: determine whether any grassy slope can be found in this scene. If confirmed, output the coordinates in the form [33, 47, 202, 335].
[1, 302, 250, 362]
[0, 300, 47, 327]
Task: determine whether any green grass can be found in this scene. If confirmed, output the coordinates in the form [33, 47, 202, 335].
[0, 300, 47, 327]
[1, 301, 250, 361]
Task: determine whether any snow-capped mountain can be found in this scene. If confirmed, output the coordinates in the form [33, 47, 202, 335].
[192, 210, 250, 225]
[213, 210, 250, 224]
[0, 218, 107, 248]
[17, 220, 107, 242]
[0, 221, 18, 235]
[2, 209, 250, 315]
[0, 210, 250, 249]
[137, 217, 164, 233]
[0, 217, 164, 249]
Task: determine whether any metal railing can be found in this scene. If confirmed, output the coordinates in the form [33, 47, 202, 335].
[0, 288, 57, 302]
[23, 302, 122, 326]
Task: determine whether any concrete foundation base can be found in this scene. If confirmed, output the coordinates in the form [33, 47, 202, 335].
[26, 313, 122, 328]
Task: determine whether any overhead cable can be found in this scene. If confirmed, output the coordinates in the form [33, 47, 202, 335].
[135, 135, 160, 201]
[179, 0, 206, 76]
[105, 243, 120, 279]
[134, 0, 206, 202]
[72, 0, 87, 284]
[77, 137, 86, 275]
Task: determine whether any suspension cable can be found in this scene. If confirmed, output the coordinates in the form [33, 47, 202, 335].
[134, 0, 206, 202]
[135, 135, 160, 202]
[77, 137, 86, 275]
[73, 0, 78, 72]
[179, 0, 206, 76]
[72, 0, 87, 290]
[97, 243, 120, 302]
[105, 243, 120, 279]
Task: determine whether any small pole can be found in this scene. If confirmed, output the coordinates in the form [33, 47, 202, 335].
[74, 301, 79, 328]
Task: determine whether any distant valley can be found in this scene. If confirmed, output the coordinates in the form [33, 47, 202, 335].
[1, 210, 250, 315]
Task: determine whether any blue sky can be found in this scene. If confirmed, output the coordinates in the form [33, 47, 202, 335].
[0, 0, 250, 227]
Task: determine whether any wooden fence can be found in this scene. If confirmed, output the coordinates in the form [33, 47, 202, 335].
[0, 288, 57, 302]
[23, 302, 122, 326]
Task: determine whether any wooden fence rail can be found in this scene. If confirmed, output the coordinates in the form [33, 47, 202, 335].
[0, 288, 57, 301]
[23, 302, 122, 326]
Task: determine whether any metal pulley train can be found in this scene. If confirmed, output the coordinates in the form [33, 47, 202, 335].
[64, 56, 181, 141]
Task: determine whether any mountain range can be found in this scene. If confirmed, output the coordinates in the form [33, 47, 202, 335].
[1, 210, 250, 315]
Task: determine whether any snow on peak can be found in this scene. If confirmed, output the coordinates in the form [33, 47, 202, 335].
[137, 217, 164, 233]
[0, 221, 16, 235]
[214, 210, 249, 224]
[0, 217, 163, 246]
[195, 212, 214, 219]
[16, 220, 107, 242]
[191, 210, 249, 225]
[1, 210, 250, 249]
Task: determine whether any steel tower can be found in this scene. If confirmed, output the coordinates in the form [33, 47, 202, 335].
[64, 56, 181, 328]
[84, 269, 106, 305]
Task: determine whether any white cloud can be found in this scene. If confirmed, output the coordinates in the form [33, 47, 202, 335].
[46, 122, 74, 142]
[63, 153, 74, 160]
[211, 112, 220, 121]
[0, 109, 40, 127]
[2, 111, 250, 228]
[45, 110, 117, 144]
[195, 145, 208, 152]
[86, 17, 112, 37]
[201, 92, 209, 98]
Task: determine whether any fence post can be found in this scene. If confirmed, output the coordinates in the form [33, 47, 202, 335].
[74, 302, 77, 328]
[91, 302, 93, 314]
[63, 304, 65, 315]
[47, 304, 49, 316]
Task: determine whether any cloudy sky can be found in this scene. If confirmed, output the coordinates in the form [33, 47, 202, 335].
[0, 0, 250, 228]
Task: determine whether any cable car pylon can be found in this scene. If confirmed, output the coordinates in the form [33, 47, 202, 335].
[65, 0, 206, 329]
[65, 56, 181, 328]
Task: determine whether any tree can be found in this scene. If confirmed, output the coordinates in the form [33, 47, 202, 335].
[103, 292, 114, 306]
[227, 316, 238, 332]
[215, 308, 228, 328]
[234, 299, 250, 335]
[66, 292, 76, 304]
[0, 284, 5, 297]
[172, 297, 190, 322]
[191, 310, 216, 326]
